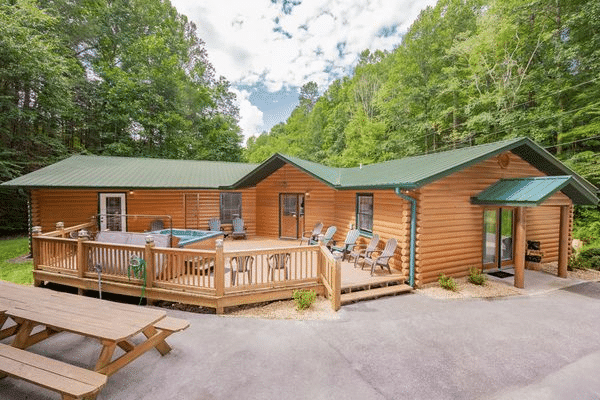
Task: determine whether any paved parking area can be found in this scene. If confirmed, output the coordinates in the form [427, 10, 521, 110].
[2, 282, 600, 399]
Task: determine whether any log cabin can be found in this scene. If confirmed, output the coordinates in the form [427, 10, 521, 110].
[3, 137, 598, 288]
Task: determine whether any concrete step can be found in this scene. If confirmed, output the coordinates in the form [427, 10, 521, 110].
[341, 284, 413, 305]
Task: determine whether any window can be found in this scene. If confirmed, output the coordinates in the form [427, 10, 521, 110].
[220, 192, 242, 224]
[356, 194, 373, 233]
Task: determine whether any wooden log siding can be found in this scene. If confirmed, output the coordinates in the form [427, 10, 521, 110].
[415, 152, 573, 286]
[30, 188, 257, 236]
[255, 164, 336, 237]
[333, 189, 410, 278]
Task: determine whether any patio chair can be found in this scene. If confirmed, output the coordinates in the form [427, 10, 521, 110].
[268, 253, 290, 281]
[362, 238, 398, 276]
[319, 226, 337, 249]
[230, 255, 254, 285]
[299, 222, 323, 246]
[208, 217, 228, 238]
[331, 229, 360, 261]
[348, 234, 380, 268]
[231, 217, 246, 240]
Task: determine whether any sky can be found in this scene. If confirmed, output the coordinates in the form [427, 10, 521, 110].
[170, 0, 438, 143]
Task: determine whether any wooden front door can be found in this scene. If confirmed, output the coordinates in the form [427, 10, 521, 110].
[279, 194, 305, 239]
[483, 208, 514, 269]
[99, 193, 126, 232]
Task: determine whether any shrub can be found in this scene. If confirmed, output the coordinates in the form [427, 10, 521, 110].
[570, 248, 600, 270]
[468, 267, 487, 286]
[438, 273, 458, 292]
[292, 289, 317, 310]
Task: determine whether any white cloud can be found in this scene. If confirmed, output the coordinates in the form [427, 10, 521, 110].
[173, 0, 436, 88]
[231, 88, 264, 143]
[171, 0, 437, 134]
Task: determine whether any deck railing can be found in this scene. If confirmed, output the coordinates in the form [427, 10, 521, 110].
[319, 245, 341, 311]
[31, 222, 342, 313]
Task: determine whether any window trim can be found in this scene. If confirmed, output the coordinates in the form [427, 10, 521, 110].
[220, 192, 242, 224]
[356, 193, 374, 236]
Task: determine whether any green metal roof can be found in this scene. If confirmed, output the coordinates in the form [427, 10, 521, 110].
[1, 155, 257, 189]
[3, 137, 598, 205]
[471, 176, 575, 206]
[231, 137, 598, 205]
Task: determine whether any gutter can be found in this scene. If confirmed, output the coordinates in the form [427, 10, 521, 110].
[394, 188, 416, 287]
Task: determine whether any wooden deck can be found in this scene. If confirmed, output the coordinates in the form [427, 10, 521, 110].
[32, 225, 410, 312]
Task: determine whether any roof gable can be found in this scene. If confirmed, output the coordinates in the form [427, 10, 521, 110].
[232, 138, 598, 205]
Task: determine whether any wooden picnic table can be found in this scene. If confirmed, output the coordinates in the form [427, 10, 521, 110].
[0, 280, 188, 377]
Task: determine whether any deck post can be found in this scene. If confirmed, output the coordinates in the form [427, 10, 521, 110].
[32, 226, 42, 287]
[316, 247, 323, 281]
[77, 230, 89, 295]
[56, 221, 65, 238]
[557, 205, 570, 278]
[332, 258, 341, 311]
[144, 236, 155, 305]
[215, 239, 225, 314]
[514, 207, 526, 289]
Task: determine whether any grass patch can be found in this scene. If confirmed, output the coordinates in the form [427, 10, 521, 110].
[0, 236, 33, 285]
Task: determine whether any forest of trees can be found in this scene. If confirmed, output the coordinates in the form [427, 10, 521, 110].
[1, 0, 599, 238]
[0, 0, 244, 233]
[247, 0, 600, 190]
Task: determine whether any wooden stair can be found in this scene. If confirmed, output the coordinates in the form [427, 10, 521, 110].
[341, 277, 413, 305]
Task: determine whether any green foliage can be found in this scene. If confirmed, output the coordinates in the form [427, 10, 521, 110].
[468, 267, 487, 286]
[569, 248, 600, 270]
[292, 289, 317, 310]
[573, 206, 600, 248]
[245, 0, 600, 171]
[438, 273, 458, 292]
[0, 237, 33, 285]
[245, 0, 599, 240]
[1, 0, 244, 232]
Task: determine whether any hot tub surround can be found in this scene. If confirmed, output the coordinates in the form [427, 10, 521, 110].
[149, 229, 225, 250]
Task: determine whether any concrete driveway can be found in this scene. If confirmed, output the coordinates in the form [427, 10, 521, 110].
[2, 282, 600, 399]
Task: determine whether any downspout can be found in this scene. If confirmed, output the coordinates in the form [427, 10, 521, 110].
[394, 188, 416, 287]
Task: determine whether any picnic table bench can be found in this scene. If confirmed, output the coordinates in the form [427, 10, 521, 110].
[0, 280, 189, 398]
[0, 343, 107, 400]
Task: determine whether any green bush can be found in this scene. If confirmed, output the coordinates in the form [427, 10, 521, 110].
[292, 289, 317, 310]
[569, 247, 600, 270]
[468, 267, 487, 286]
[438, 273, 458, 292]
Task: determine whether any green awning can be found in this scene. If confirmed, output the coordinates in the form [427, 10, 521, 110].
[471, 176, 574, 207]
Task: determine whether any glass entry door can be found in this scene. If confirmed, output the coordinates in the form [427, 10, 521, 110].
[483, 208, 514, 268]
[99, 193, 127, 232]
[279, 193, 305, 239]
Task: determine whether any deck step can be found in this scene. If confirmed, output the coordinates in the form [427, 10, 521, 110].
[341, 284, 412, 305]
[342, 276, 405, 294]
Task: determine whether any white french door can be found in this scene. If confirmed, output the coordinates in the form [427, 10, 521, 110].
[99, 193, 127, 232]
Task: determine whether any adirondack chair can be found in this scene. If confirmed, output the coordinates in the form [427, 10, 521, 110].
[319, 226, 337, 249]
[268, 253, 290, 281]
[331, 229, 360, 261]
[348, 234, 380, 268]
[208, 217, 221, 231]
[362, 238, 398, 276]
[231, 217, 246, 239]
[299, 222, 323, 246]
[208, 217, 228, 238]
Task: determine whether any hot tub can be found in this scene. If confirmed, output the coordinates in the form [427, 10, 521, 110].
[149, 229, 224, 250]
